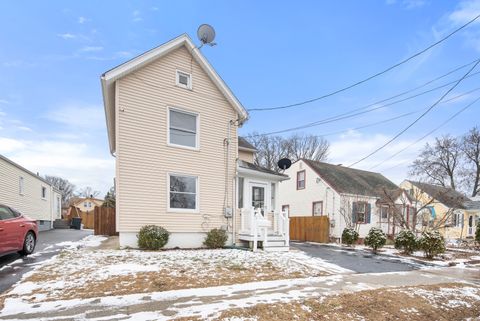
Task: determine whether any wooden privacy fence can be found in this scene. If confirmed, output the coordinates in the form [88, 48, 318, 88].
[94, 207, 117, 236]
[290, 216, 330, 243]
[65, 206, 95, 229]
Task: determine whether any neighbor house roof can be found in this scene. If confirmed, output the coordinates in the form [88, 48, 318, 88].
[238, 137, 257, 152]
[101, 34, 249, 154]
[302, 159, 398, 197]
[407, 180, 469, 209]
[237, 160, 288, 180]
[464, 200, 480, 211]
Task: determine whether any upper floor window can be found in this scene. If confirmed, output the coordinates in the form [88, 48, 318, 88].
[41, 186, 47, 199]
[169, 108, 198, 149]
[297, 170, 306, 190]
[176, 70, 192, 89]
[19, 176, 24, 195]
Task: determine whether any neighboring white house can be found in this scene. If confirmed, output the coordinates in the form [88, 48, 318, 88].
[279, 159, 407, 240]
[0, 154, 62, 231]
[101, 34, 289, 250]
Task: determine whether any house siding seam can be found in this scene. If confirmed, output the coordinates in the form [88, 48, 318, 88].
[116, 45, 238, 233]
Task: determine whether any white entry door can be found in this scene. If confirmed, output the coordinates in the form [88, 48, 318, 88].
[250, 183, 268, 213]
[468, 215, 474, 236]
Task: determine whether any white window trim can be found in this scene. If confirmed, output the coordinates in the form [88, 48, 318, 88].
[167, 106, 200, 151]
[167, 173, 199, 213]
[175, 69, 192, 90]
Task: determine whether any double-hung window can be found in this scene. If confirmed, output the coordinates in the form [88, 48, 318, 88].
[169, 174, 198, 211]
[355, 202, 367, 223]
[297, 170, 305, 190]
[169, 108, 198, 149]
[19, 176, 24, 195]
[41, 186, 47, 199]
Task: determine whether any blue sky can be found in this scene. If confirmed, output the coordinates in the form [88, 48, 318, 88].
[0, 1, 479, 194]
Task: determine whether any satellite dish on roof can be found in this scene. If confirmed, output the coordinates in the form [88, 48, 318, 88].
[277, 158, 292, 171]
[197, 24, 217, 47]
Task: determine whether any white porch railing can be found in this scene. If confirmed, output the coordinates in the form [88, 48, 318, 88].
[240, 207, 289, 251]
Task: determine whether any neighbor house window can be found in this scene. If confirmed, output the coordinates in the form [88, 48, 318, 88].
[452, 212, 463, 227]
[297, 170, 305, 190]
[169, 174, 198, 211]
[353, 202, 368, 223]
[271, 183, 276, 211]
[84, 202, 88, 207]
[312, 201, 323, 216]
[169, 108, 198, 148]
[238, 177, 244, 208]
[380, 206, 389, 220]
[176, 70, 192, 89]
[41, 186, 47, 199]
[19, 176, 24, 195]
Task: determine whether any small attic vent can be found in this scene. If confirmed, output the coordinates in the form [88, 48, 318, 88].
[176, 70, 191, 89]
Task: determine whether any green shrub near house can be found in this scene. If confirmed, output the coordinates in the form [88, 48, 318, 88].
[476, 224, 480, 243]
[341, 228, 359, 246]
[138, 225, 170, 250]
[204, 228, 228, 249]
[418, 230, 445, 259]
[394, 230, 418, 255]
[364, 227, 387, 254]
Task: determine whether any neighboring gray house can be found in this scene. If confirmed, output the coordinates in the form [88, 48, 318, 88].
[0, 154, 62, 231]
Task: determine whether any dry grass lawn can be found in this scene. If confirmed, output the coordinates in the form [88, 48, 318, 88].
[215, 283, 480, 321]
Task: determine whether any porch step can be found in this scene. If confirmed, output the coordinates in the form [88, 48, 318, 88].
[238, 233, 286, 242]
[53, 219, 70, 229]
[263, 246, 289, 252]
[262, 239, 289, 252]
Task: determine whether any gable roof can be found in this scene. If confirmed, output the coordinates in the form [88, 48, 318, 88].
[101, 34, 249, 154]
[238, 137, 257, 152]
[237, 160, 288, 181]
[302, 159, 398, 197]
[407, 180, 469, 209]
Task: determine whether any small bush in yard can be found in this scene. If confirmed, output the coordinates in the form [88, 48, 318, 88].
[418, 230, 445, 259]
[342, 228, 359, 246]
[364, 227, 387, 254]
[204, 228, 228, 248]
[394, 230, 418, 255]
[138, 225, 169, 250]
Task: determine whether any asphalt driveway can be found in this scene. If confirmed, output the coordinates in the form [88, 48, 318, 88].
[0, 229, 92, 293]
[291, 242, 426, 273]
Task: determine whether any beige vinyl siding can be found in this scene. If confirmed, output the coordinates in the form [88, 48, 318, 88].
[117, 45, 238, 233]
[0, 157, 56, 223]
[238, 150, 254, 163]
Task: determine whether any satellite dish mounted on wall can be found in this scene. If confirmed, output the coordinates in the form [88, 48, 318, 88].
[197, 24, 217, 48]
[277, 158, 292, 171]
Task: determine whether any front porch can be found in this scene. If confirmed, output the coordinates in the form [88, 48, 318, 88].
[238, 207, 290, 252]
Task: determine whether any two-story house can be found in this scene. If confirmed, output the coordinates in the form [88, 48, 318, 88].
[101, 34, 289, 250]
[0, 154, 62, 231]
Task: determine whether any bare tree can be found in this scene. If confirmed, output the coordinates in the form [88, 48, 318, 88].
[44, 175, 75, 208]
[102, 186, 116, 208]
[77, 186, 101, 198]
[409, 135, 461, 190]
[246, 133, 329, 172]
[461, 126, 480, 197]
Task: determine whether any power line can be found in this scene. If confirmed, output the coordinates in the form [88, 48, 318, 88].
[249, 14, 480, 112]
[249, 70, 480, 137]
[301, 86, 480, 138]
[371, 95, 480, 171]
[347, 59, 480, 168]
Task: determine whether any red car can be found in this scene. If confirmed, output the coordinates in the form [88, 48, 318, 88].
[0, 204, 38, 257]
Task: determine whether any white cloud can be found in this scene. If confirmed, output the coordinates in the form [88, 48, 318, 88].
[0, 99, 8, 105]
[1, 137, 114, 193]
[132, 10, 143, 22]
[403, 0, 428, 9]
[78, 16, 88, 24]
[58, 33, 76, 40]
[80, 46, 104, 52]
[46, 103, 105, 130]
[444, 0, 480, 52]
[17, 126, 33, 132]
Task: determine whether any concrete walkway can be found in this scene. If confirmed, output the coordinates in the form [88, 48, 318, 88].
[2, 267, 478, 321]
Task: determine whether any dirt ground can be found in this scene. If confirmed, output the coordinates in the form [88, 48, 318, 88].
[215, 283, 480, 321]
